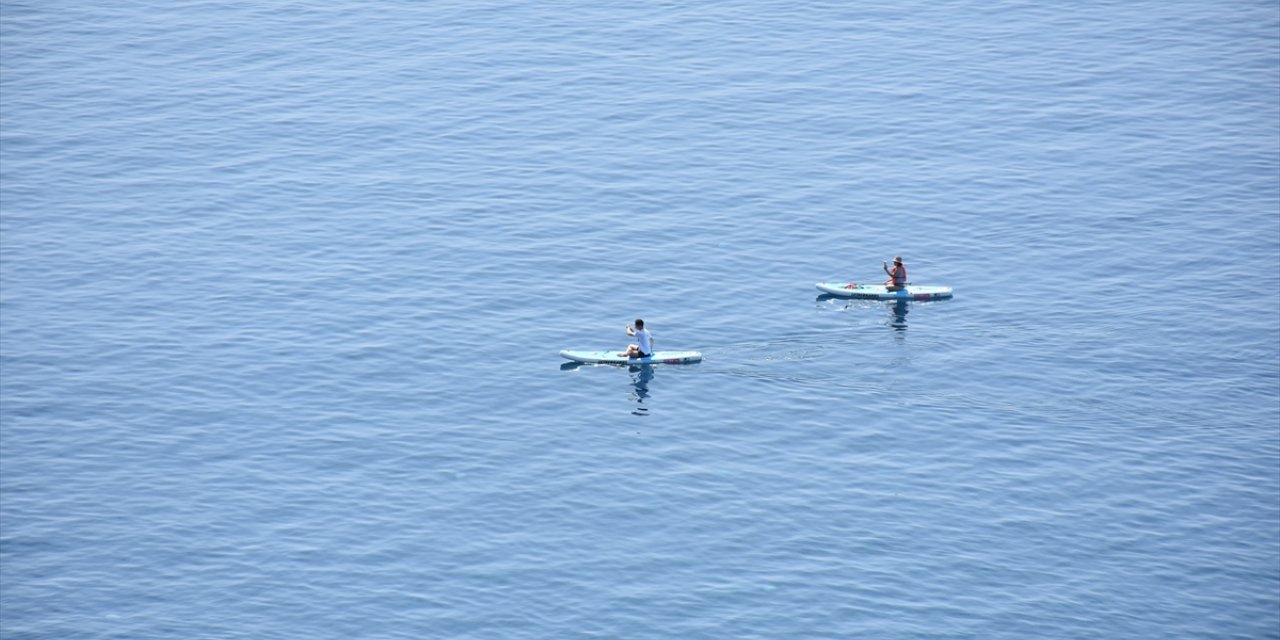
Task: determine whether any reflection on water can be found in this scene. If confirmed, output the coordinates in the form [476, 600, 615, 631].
[889, 299, 909, 332]
[817, 294, 933, 336]
[628, 364, 654, 416]
[559, 361, 656, 416]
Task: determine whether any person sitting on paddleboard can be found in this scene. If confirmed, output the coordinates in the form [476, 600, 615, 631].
[883, 256, 907, 291]
[620, 319, 653, 359]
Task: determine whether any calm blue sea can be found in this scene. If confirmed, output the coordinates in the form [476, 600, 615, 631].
[2, 1, 1278, 638]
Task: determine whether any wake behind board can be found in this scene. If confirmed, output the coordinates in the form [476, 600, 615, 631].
[816, 282, 954, 300]
[559, 350, 703, 365]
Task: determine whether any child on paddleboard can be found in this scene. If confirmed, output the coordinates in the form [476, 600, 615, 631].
[620, 319, 653, 358]
[883, 256, 907, 291]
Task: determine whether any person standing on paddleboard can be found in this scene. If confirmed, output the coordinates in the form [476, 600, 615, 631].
[883, 256, 907, 291]
[620, 319, 653, 358]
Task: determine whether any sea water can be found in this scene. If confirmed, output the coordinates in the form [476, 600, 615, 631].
[2, 1, 1278, 638]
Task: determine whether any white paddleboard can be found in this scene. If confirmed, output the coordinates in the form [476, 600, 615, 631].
[816, 282, 954, 300]
[559, 350, 703, 365]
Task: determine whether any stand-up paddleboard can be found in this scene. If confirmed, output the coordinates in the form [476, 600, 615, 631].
[559, 350, 703, 365]
[816, 282, 953, 300]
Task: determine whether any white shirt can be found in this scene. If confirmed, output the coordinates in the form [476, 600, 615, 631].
[635, 328, 653, 354]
